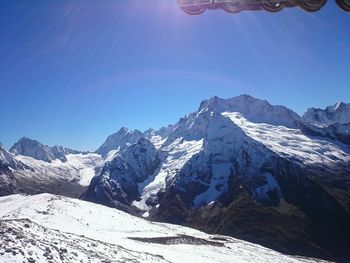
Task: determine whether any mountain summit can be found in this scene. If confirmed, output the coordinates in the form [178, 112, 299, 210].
[95, 127, 144, 156]
[199, 95, 301, 128]
[84, 94, 350, 261]
[303, 101, 350, 126]
[2, 94, 350, 262]
[10, 137, 81, 163]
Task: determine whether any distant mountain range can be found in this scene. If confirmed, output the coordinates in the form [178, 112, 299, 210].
[10, 137, 84, 162]
[1, 95, 350, 262]
[303, 101, 350, 126]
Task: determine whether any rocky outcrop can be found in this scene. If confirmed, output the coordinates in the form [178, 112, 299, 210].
[10, 137, 82, 162]
[95, 127, 143, 156]
[303, 101, 350, 126]
[84, 138, 160, 211]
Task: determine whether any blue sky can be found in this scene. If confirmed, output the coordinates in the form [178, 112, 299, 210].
[1, 0, 349, 151]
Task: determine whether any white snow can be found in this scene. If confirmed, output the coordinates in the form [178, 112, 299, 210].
[193, 163, 231, 207]
[105, 149, 120, 162]
[0, 194, 329, 263]
[0, 145, 16, 166]
[252, 173, 280, 201]
[200, 95, 300, 128]
[149, 134, 167, 149]
[223, 112, 350, 167]
[133, 138, 204, 211]
[14, 153, 103, 186]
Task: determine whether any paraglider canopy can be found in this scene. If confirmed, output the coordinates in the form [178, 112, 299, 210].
[177, 0, 350, 15]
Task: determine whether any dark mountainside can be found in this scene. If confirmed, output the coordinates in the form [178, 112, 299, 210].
[83, 96, 350, 262]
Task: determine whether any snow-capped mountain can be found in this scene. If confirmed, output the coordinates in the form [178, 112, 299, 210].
[0, 143, 18, 168]
[10, 137, 82, 162]
[85, 137, 161, 211]
[85, 95, 350, 261]
[0, 193, 328, 263]
[199, 95, 301, 128]
[1, 139, 103, 198]
[95, 127, 144, 156]
[0, 144, 19, 196]
[87, 96, 350, 212]
[303, 101, 350, 126]
[1, 94, 349, 261]
[13, 152, 103, 197]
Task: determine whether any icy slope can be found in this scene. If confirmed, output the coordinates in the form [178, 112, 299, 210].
[199, 95, 301, 128]
[0, 194, 328, 263]
[223, 112, 350, 170]
[0, 145, 18, 196]
[14, 153, 103, 187]
[1, 139, 104, 197]
[0, 144, 22, 169]
[89, 95, 350, 213]
[85, 138, 161, 206]
[133, 137, 203, 211]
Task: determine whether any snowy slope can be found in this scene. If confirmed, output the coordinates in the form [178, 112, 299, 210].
[199, 95, 301, 128]
[0, 144, 19, 168]
[223, 112, 350, 169]
[89, 95, 350, 214]
[14, 153, 103, 187]
[0, 145, 18, 196]
[0, 194, 329, 263]
[1, 139, 104, 197]
[133, 137, 204, 212]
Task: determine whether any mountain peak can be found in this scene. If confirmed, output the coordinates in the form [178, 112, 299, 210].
[328, 101, 347, 112]
[303, 101, 350, 126]
[198, 95, 300, 128]
[200, 94, 258, 108]
[17, 136, 37, 143]
[117, 127, 131, 134]
[9, 137, 80, 162]
[96, 127, 144, 156]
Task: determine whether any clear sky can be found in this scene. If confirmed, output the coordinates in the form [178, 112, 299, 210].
[1, 0, 349, 151]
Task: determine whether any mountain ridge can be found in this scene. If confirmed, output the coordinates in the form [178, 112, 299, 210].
[303, 101, 350, 126]
[1, 94, 350, 262]
[10, 137, 85, 163]
[83, 95, 350, 262]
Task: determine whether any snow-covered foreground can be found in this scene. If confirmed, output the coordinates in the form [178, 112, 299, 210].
[0, 194, 330, 263]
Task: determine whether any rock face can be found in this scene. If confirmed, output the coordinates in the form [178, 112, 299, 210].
[0, 144, 18, 168]
[0, 144, 18, 196]
[2, 140, 103, 198]
[303, 101, 350, 126]
[330, 123, 350, 144]
[165, 111, 280, 208]
[84, 95, 350, 262]
[95, 127, 144, 156]
[2, 95, 349, 262]
[10, 137, 81, 163]
[199, 95, 301, 128]
[84, 138, 160, 211]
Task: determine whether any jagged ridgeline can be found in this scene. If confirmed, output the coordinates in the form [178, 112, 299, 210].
[1, 95, 350, 262]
